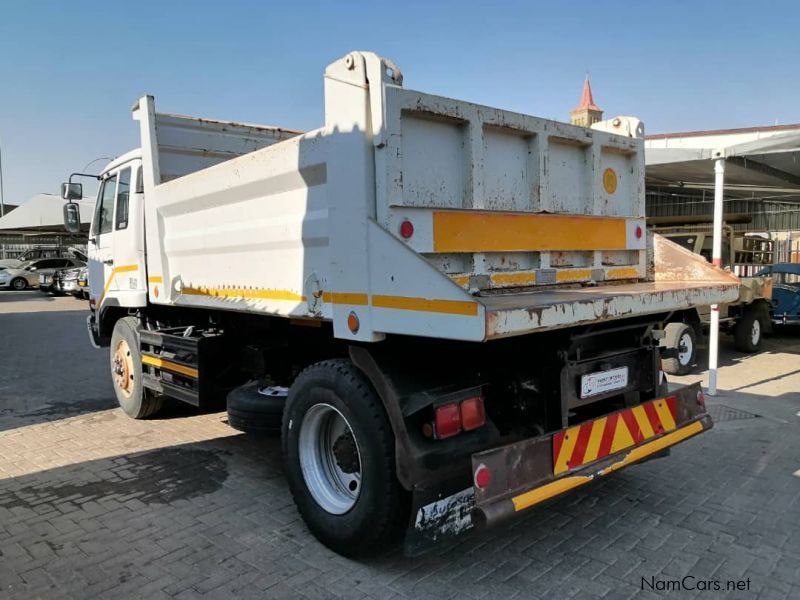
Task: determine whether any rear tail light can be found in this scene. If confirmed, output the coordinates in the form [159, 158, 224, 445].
[432, 396, 486, 439]
[474, 463, 491, 488]
[434, 403, 461, 439]
[697, 390, 705, 408]
[460, 397, 486, 431]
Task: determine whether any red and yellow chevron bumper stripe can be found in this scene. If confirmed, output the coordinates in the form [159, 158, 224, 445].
[552, 396, 678, 475]
[470, 384, 711, 529]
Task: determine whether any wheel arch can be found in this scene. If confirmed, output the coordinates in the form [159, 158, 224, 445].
[98, 303, 136, 342]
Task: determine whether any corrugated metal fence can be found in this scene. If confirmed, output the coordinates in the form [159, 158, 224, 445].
[647, 189, 800, 262]
[0, 234, 85, 260]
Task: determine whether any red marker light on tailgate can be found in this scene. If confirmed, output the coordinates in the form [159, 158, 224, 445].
[434, 403, 461, 439]
[399, 220, 414, 239]
[635, 225, 643, 239]
[460, 397, 486, 431]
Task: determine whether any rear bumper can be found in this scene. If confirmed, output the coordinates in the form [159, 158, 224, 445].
[471, 383, 710, 528]
[406, 383, 710, 554]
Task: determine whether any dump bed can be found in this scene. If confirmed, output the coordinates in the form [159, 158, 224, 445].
[135, 51, 738, 343]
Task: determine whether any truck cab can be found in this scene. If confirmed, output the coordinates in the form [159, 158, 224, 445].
[63, 150, 145, 345]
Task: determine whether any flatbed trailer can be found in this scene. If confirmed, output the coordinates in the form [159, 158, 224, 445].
[62, 51, 738, 556]
[652, 224, 773, 374]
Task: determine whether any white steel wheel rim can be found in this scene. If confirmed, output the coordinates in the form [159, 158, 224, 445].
[298, 403, 362, 515]
[678, 332, 693, 365]
[751, 319, 761, 345]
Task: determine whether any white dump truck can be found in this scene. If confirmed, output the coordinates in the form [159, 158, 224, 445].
[62, 51, 739, 556]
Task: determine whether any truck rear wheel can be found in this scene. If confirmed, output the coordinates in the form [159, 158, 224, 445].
[110, 317, 164, 419]
[734, 307, 765, 353]
[282, 359, 408, 556]
[661, 323, 697, 375]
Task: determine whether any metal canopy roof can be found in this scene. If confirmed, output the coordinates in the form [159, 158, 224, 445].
[645, 125, 800, 199]
[0, 193, 94, 235]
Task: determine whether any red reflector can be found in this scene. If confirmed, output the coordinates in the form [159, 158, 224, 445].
[697, 390, 705, 408]
[635, 225, 643, 239]
[435, 403, 461, 439]
[399, 220, 414, 239]
[460, 397, 485, 431]
[474, 463, 491, 488]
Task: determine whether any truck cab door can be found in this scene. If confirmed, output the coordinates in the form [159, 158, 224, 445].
[88, 172, 118, 307]
[89, 162, 147, 314]
[109, 162, 146, 303]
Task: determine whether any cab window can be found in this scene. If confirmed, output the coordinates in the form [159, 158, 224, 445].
[92, 174, 117, 236]
[775, 272, 800, 287]
[115, 168, 131, 230]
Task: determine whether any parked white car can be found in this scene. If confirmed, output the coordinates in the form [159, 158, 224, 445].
[0, 246, 87, 269]
[0, 258, 85, 290]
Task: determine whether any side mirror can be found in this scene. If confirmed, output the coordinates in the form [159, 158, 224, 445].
[63, 202, 81, 234]
[61, 182, 83, 200]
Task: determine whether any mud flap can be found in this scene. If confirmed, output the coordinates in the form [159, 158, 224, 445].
[404, 485, 475, 556]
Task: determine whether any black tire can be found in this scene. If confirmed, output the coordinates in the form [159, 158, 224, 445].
[227, 381, 285, 436]
[734, 306, 765, 353]
[110, 317, 164, 419]
[661, 322, 697, 375]
[10, 278, 27, 291]
[282, 359, 408, 557]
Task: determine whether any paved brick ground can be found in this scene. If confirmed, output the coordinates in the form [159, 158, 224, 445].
[1, 292, 799, 599]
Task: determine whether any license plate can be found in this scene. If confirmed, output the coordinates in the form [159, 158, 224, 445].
[580, 367, 628, 398]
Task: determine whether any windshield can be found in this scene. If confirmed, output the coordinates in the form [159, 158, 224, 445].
[774, 272, 800, 288]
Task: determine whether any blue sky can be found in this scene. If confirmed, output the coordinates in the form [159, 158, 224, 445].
[1, 0, 798, 203]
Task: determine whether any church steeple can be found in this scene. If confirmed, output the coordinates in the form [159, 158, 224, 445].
[570, 77, 603, 127]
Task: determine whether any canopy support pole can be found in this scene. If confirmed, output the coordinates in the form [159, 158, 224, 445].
[708, 157, 725, 396]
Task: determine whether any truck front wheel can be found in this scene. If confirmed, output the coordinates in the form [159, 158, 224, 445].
[282, 359, 408, 556]
[661, 322, 697, 375]
[110, 317, 164, 419]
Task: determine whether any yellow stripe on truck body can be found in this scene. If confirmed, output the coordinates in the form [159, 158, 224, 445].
[142, 355, 199, 379]
[431, 212, 633, 253]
